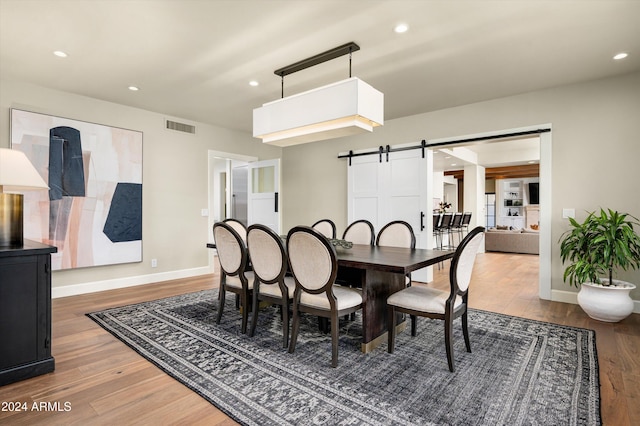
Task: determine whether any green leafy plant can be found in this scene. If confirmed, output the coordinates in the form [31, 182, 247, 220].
[560, 208, 640, 287]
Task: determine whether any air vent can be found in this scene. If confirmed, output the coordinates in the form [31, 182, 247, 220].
[166, 119, 196, 134]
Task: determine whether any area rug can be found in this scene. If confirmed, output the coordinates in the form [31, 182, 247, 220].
[87, 290, 600, 426]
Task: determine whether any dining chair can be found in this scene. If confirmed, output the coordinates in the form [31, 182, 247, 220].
[223, 218, 247, 243]
[287, 226, 363, 367]
[376, 220, 416, 286]
[212, 222, 254, 334]
[387, 226, 485, 372]
[312, 219, 337, 239]
[376, 220, 416, 248]
[342, 219, 375, 245]
[247, 224, 295, 347]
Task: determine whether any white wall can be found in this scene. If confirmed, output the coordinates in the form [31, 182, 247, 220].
[282, 71, 640, 300]
[0, 79, 282, 296]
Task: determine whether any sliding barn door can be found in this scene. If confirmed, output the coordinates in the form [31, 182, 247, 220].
[347, 148, 431, 282]
[347, 154, 385, 230]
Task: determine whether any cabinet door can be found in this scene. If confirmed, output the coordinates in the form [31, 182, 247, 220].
[0, 256, 39, 369]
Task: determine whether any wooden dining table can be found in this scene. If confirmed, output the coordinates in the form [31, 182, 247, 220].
[335, 244, 455, 353]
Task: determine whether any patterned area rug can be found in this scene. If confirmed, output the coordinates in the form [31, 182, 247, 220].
[87, 290, 600, 426]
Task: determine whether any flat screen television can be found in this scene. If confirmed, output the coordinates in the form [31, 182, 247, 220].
[528, 182, 539, 205]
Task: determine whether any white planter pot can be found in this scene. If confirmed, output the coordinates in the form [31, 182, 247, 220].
[577, 279, 636, 322]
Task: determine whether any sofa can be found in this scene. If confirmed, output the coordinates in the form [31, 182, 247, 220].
[484, 227, 539, 255]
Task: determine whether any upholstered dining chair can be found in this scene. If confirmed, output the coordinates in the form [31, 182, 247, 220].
[212, 222, 254, 334]
[376, 220, 416, 249]
[247, 224, 295, 347]
[342, 219, 375, 245]
[312, 219, 337, 239]
[223, 218, 247, 243]
[376, 220, 416, 286]
[287, 226, 363, 367]
[387, 226, 485, 372]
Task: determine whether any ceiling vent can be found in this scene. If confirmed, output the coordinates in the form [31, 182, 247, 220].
[166, 119, 196, 134]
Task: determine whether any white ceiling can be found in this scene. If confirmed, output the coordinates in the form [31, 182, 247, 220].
[1, 0, 639, 137]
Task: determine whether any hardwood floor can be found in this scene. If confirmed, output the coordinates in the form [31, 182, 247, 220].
[1, 252, 638, 425]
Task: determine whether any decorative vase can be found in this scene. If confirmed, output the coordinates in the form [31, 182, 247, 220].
[576, 279, 636, 322]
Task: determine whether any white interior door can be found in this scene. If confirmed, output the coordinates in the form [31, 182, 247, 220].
[247, 159, 280, 234]
[347, 147, 432, 282]
[347, 154, 384, 230]
[386, 150, 428, 248]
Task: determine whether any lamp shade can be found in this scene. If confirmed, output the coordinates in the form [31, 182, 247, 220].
[253, 77, 383, 147]
[0, 148, 48, 191]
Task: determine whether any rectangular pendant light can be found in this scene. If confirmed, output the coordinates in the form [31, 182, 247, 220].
[253, 77, 383, 147]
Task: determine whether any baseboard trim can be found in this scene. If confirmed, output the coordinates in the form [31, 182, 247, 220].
[552, 289, 640, 314]
[52, 266, 214, 299]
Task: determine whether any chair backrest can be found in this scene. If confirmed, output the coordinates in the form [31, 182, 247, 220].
[450, 226, 485, 293]
[451, 213, 463, 227]
[433, 214, 442, 229]
[223, 218, 247, 243]
[287, 226, 337, 293]
[247, 224, 286, 284]
[440, 213, 453, 229]
[461, 212, 472, 226]
[342, 219, 375, 245]
[312, 219, 336, 239]
[213, 222, 247, 276]
[376, 220, 416, 249]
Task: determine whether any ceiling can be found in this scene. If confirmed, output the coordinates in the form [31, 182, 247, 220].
[1, 0, 639, 137]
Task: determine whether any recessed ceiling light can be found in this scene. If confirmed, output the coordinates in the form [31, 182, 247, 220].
[249, 80, 259, 87]
[128, 86, 139, 91]
[613, 52, 628, 60]
[53, 50, 67, 58]
[451, 163, 457, 166]
[394, 23, 409, 34]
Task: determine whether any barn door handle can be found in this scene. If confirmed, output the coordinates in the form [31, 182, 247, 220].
[274, 192, 279, 213]
[420, 211, 425, 231]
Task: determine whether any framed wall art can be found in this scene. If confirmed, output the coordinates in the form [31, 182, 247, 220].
[10, 109, 143, 270]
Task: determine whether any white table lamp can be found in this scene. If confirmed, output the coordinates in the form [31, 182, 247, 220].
[0, 148, 49, 247]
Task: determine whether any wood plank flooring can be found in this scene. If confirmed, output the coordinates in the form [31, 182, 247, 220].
[1, 252, 638, 425]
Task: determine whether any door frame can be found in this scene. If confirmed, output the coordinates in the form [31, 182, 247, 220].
[427, 124, 552, 300]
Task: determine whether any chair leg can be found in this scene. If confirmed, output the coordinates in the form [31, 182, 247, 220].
[410, 314, 417, 336]
[282, 299, 290, 348]
[330, 312, 339, 368]
[462, 310, 471, 353]
[387, 306, 397, 353]
[288, 305, 300, 354]
[216, 286, 226, 324]
[249, 289, 259, 337]
[444, 318, 455, 372]
[240, 292, 248, 334]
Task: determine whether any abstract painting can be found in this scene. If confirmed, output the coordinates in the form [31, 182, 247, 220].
[10, 109, 143, 270]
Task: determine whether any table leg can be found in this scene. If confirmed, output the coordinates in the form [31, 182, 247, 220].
[337, 267, 406, 353]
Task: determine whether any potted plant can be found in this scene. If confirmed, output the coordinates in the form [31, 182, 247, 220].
[559, 208, 640, 322]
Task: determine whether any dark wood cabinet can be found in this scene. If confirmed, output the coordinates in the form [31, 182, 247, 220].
[0, 240, 57, 386]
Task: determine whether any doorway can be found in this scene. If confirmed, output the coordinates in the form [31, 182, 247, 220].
[428, 125, 551, 300]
